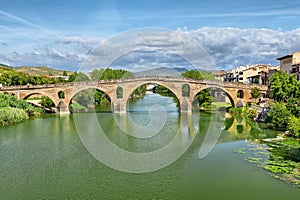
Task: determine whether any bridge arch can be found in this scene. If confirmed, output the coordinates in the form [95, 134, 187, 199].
[22, 92, 58, 107]
[124, 81, 182, 112]
[192, 86, 236, 108]
[68, 87, 112, 112]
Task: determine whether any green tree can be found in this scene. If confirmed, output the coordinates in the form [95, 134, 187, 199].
[182, 70, 203, 80]
[286, 98, 300, 118]
[90, 69, 105, 81]
[288, 116, 300, 138]
[63, 70, 68, 76]
[268, 102, 291, 131]
[195, 89, 215, 107]
[250, 87, 262, 104]
[40, 96, 55, 109]
[76, 72, 90, 82]
[270, 71, 300, 103]
[68, 72, 77, 82]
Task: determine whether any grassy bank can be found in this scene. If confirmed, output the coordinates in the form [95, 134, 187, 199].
[0, 93, 44, 126]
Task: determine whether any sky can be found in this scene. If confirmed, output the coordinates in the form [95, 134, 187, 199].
[1, 0, 300, 71]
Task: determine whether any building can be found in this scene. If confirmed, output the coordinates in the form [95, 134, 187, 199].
[212, 70, 226, 81]
[277, 51, 300, 81]
[242, 65, 279, 85]
[215, 64, 279, 85]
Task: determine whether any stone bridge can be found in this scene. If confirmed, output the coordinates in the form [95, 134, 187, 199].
[0, 76, 267, 114]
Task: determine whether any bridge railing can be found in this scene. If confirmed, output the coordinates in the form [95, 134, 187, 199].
[0, 76, 267, 91]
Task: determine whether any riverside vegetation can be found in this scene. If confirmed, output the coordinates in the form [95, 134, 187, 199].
[231, 71, 300, 188]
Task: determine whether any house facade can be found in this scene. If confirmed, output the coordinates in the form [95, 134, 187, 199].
[277, 51, 300, 81]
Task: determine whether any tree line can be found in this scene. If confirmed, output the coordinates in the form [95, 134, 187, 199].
[268, 71, 300, 137]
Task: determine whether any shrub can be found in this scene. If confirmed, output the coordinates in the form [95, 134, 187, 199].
[268, 102, 291, 131]
[70, 103, 88, 113]
[229, 107, 243, 115]
[247, 108, 258, 119]
[288, 116, 300, 138]
[0, 107, 29, 126]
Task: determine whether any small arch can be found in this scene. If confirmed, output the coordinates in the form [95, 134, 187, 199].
[58, 91, 65, 99]
[182, 84, 190, 97]
[237, 90, 244, 98]
[116, 86, 123, 99]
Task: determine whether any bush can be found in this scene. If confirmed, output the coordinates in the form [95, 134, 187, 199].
[0, 93, 43, 117]
[268, 102, 291, 131]
[247, 108, 258, 119]
[70, 103, 88, 113]
[229, 107, 243, 115]
[288, 116, 300, 138]
[0, 107, 29, 126]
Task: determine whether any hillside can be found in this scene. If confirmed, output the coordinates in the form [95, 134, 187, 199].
[14, 66, 72, 76]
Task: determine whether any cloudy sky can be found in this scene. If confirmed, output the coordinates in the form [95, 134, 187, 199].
[1, 0, 300, 71]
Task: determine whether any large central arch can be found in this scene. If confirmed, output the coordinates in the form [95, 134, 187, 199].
[123, 81, 182, 112]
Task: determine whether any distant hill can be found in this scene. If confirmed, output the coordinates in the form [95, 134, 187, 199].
[14, 66, 72, 77]
[0, 64, 14, 73]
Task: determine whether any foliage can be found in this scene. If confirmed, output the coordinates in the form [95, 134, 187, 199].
[0, 93, 43, 126]
[288, 116, 300, 138]
[0, 107, 29, 126]
[286, 98, 300, 118]
[195, 89, 214, 107]
[247, 108, 257, 119]
[199, 70, 215, 80]
[70, 103, 88, 113]
[0, 65, 68, 86]
[250, 87, 262, 101]
[69, 72, 90, 82]
[229, 107, 243, 115]
[40, 96, 55, 109]
[71, 89, 110, 112]
[268, 102, 291, 131]
[0, 93, 43, 117]
[90, 69, 105, 81]
[62, 70, 68, 76]
[131, 85, 146, 98]
[102, 68, 134, 80]
[182, 70, 203, 80]
[270, 71, 300, 102]
[154, 85, 172, 94]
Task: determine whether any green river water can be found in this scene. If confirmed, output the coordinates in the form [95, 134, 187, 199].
[0, 93, 300, 199]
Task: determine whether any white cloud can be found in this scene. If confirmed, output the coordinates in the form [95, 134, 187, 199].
[1, 27, 300, 71]
[185, 27, 300, 68]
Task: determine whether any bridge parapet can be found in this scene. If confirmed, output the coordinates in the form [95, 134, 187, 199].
[0, 76, 268, 114]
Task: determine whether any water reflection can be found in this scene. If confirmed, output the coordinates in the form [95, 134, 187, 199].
[74, 111, 201, 173]
[220, 113, 277, 142]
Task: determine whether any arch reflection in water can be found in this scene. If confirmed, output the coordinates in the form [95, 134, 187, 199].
[73, 111, 199, 173]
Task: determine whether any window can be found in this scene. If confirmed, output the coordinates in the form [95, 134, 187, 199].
[182, 84, 190, 97]
[116, 87, 123, 99]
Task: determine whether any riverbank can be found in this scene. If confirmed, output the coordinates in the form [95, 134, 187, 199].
[0, 93, 44, 126]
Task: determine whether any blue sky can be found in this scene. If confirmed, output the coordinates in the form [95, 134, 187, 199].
[1, 0, 300, 71]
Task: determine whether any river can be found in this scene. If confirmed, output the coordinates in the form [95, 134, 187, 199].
[0, 93, 300, 199]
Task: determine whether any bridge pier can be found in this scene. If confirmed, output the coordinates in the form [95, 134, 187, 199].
[113, 101, 127, 114]
[57, 100, 70, 114]
[180, 98, 192, 114]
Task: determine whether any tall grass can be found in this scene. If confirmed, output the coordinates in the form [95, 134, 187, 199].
[0, 107, 29, 126]
[0, 93, 44, 126]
